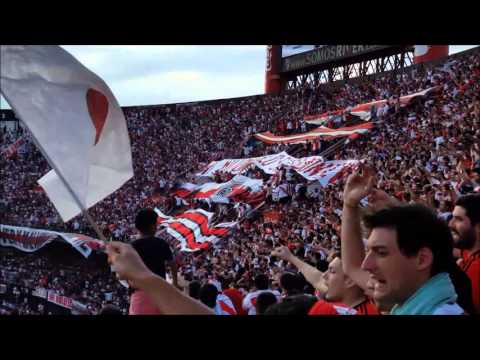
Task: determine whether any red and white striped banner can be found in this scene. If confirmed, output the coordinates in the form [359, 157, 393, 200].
[154, 208, 237, 252]
[294, 159, 358, 186]
[196, 152, 358, 187]
[173, 183, 199, 198]
[0, 224, 102, 258]
[254, 122, 374, 145]
[174, 175, 265, 205]
[47, 291, 73, 309]
[1, 137, 25, 158]
[304, 109, 344, 126]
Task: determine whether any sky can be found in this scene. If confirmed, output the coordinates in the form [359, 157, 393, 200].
[0, 45, 478, 109]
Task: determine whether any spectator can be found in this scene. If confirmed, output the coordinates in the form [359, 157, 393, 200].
[199, 283, 218, 310]
[129, 209, 177, 315]
[242, 274, 281, 315]
[342, 166, 468, 314]
[255, 292, 278, 314]
[106, 241, 212, 315]
[188, 281, 202, 300]
[449, 194, 480, 313]
[279, 272, 303, 297]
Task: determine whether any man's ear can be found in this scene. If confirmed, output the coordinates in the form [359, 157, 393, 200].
[416, 247, 434, 272]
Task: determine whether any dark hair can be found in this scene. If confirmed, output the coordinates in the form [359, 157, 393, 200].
[135, 209, 158, 234]
[264, 295, 317, 315]
[363, 204, 455, 276]
[254, 274, 270, 290]
[188, 281, 202, 300]
[279, 272, 302, 296]
[98, 305, 122, 315]
[455, 194, 480, 225]
[256, 292, 278, 314]
[199, 284, 218, 309]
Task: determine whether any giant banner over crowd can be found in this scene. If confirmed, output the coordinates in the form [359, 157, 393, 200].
[254, 123, 374, 145]
[173, 175, 265, 204]
[305, 87, 438, 125]
[196, 151, 359, 187]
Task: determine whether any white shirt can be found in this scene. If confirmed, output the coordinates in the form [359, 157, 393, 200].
[242, 289, 281, 315]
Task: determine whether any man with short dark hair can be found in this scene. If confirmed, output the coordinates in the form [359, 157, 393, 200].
[188, 281, 202, 300]
[255, 292, 278, 314]
[449, 194, 480, 313]
[198, 283, 236, 315]
[279, 272, 302, 297]
[342, 166, 464, 315]
[128, 208, 177, 315]
[242, 274, 280, 315]
[199, 283, 218, 309]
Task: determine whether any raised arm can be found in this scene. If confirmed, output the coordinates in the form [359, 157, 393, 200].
[271, 245, 327, 295]
[106, 242, 214, 315]
[340, 165, 375, 293]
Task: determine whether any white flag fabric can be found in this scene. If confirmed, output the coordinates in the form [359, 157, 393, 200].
[0, 45, 133, 222]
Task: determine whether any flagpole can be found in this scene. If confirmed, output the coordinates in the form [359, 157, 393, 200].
[1, 93, 108, 244]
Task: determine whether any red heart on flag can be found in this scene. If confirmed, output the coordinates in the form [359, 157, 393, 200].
[86, 88, 109, 145]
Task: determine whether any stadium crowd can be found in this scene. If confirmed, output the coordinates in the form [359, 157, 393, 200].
[1, 47, 479, 315]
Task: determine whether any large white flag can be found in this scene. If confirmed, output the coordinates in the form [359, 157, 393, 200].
[0, 45, 133, 222]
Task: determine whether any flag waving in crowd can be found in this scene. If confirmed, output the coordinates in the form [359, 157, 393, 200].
[154, 208, 237, 252]
[0, 45, 133, 222]
[174, 175, 265, 205]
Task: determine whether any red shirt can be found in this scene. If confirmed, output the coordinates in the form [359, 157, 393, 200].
[460, 250, 480, 314]
[308, 300, 356, 315]
[353, 298, 380, 315]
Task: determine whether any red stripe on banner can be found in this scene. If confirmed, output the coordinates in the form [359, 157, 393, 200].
[177, 211, 231, 238]
[194, 188, 220, 199]
[209, 227, 230, 237]
[328, 164, 352, 185]
[168, 222, 210, 251]
[174, 189, 194, 198]
[176, 212, 212, 235]
[219, 300, 236, 315]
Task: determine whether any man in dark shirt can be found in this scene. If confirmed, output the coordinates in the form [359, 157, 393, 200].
[129, 209, 178, 315]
